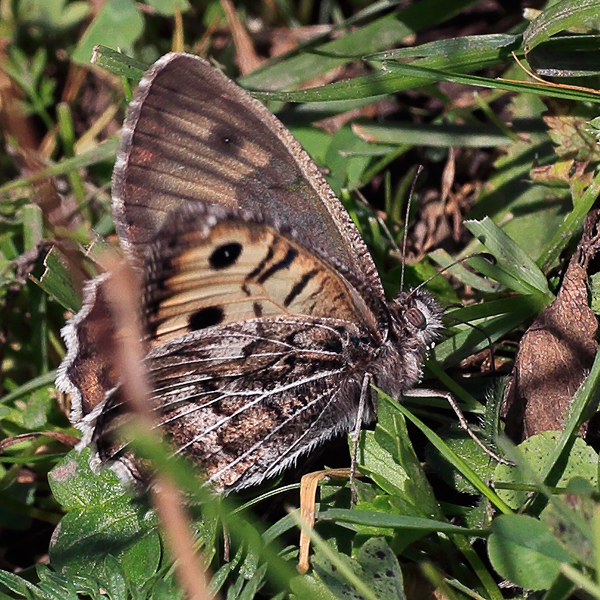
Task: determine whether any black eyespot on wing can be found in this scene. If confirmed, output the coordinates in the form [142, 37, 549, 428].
[208, 126, 240, 155]
[189, 306, 225, 330]
[209, 242, 242, 270]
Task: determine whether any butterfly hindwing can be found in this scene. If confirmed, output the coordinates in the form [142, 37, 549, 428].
[60, 201, 387, 490]
[92, 315, 375, 491]
[57, 274, 120, 421]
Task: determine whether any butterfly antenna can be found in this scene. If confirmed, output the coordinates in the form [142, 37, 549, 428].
[443, 309, 497, 378]
[407, 252, 496, 298]
[400, 165, 424, 292]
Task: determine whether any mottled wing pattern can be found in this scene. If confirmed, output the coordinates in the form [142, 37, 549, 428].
[112, 53, 383, 296]
[95, 316, 375, 491]
[56, 275, 120, 423]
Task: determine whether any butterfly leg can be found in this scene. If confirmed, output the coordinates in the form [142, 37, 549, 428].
[403, 388, 513, 466]
[349, 372, 372, 503]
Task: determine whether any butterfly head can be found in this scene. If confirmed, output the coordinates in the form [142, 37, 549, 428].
[390, 288, 444, 350]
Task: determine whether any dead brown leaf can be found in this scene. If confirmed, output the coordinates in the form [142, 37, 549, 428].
[502, 210, 600, 441]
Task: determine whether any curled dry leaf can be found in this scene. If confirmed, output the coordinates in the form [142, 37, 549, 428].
[502, 209, 600, 442]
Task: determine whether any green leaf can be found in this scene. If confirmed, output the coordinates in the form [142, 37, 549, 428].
[91, 45, 147, 82]
[392, 398, 512, 513]
[464, 216, 552, 297]
[0, 568, 42, 597]
[311, 538, 405, 600]
[17, 0, 89, 31]
[537, 166, 600, 272]
[250, 60, 600, 105]
[357, 394, 441, 518]
[36, 564, 78, 600]
[0, 371, 57, 406]
[48, 450, 161, 585]
[323, 126, 373, 195]
[523, 0, 600, 53]
[353, 122, 512, 148]
[319, 510, 480, 535]
[365, 32, 519, 61]
[72, 0, 144, 65]
[428, 249, 497, 293]
[494, 432, 598, 510]
[543, 484, 595, 568]
[21, 388, 53, 429]
[36, 247, 82, 312]
[144, 0, 190, 16]
[488, 514, 573, 590]
[526, 35, 600, 77]
[0, 138, 119, 195]
[239, 0, 481, 90]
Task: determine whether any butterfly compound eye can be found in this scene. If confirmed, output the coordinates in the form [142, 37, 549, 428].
[405, 307, 427, 330]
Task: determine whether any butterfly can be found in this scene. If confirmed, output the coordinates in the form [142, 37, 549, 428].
[56, 52, 444, 492]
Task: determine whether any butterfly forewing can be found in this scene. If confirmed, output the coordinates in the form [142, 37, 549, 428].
[143, 204, 380, 345]
[112, 53, 383, 295]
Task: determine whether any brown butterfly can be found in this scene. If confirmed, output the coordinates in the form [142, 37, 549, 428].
[57, 53, 444, 492]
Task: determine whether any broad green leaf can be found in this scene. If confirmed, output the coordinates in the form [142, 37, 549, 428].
[360, 395, 441, 519]
[311, 538, 405, 600]
[144, 0, 190, 16]
[543, 482, 595, 568]
[72, 0, 143, 65]
[48, 449, 161, 584]
[495, 432, 598, 509]
[488, 514, 573, 590]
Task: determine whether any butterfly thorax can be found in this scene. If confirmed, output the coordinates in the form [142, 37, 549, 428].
[370, 289, 443, 399]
